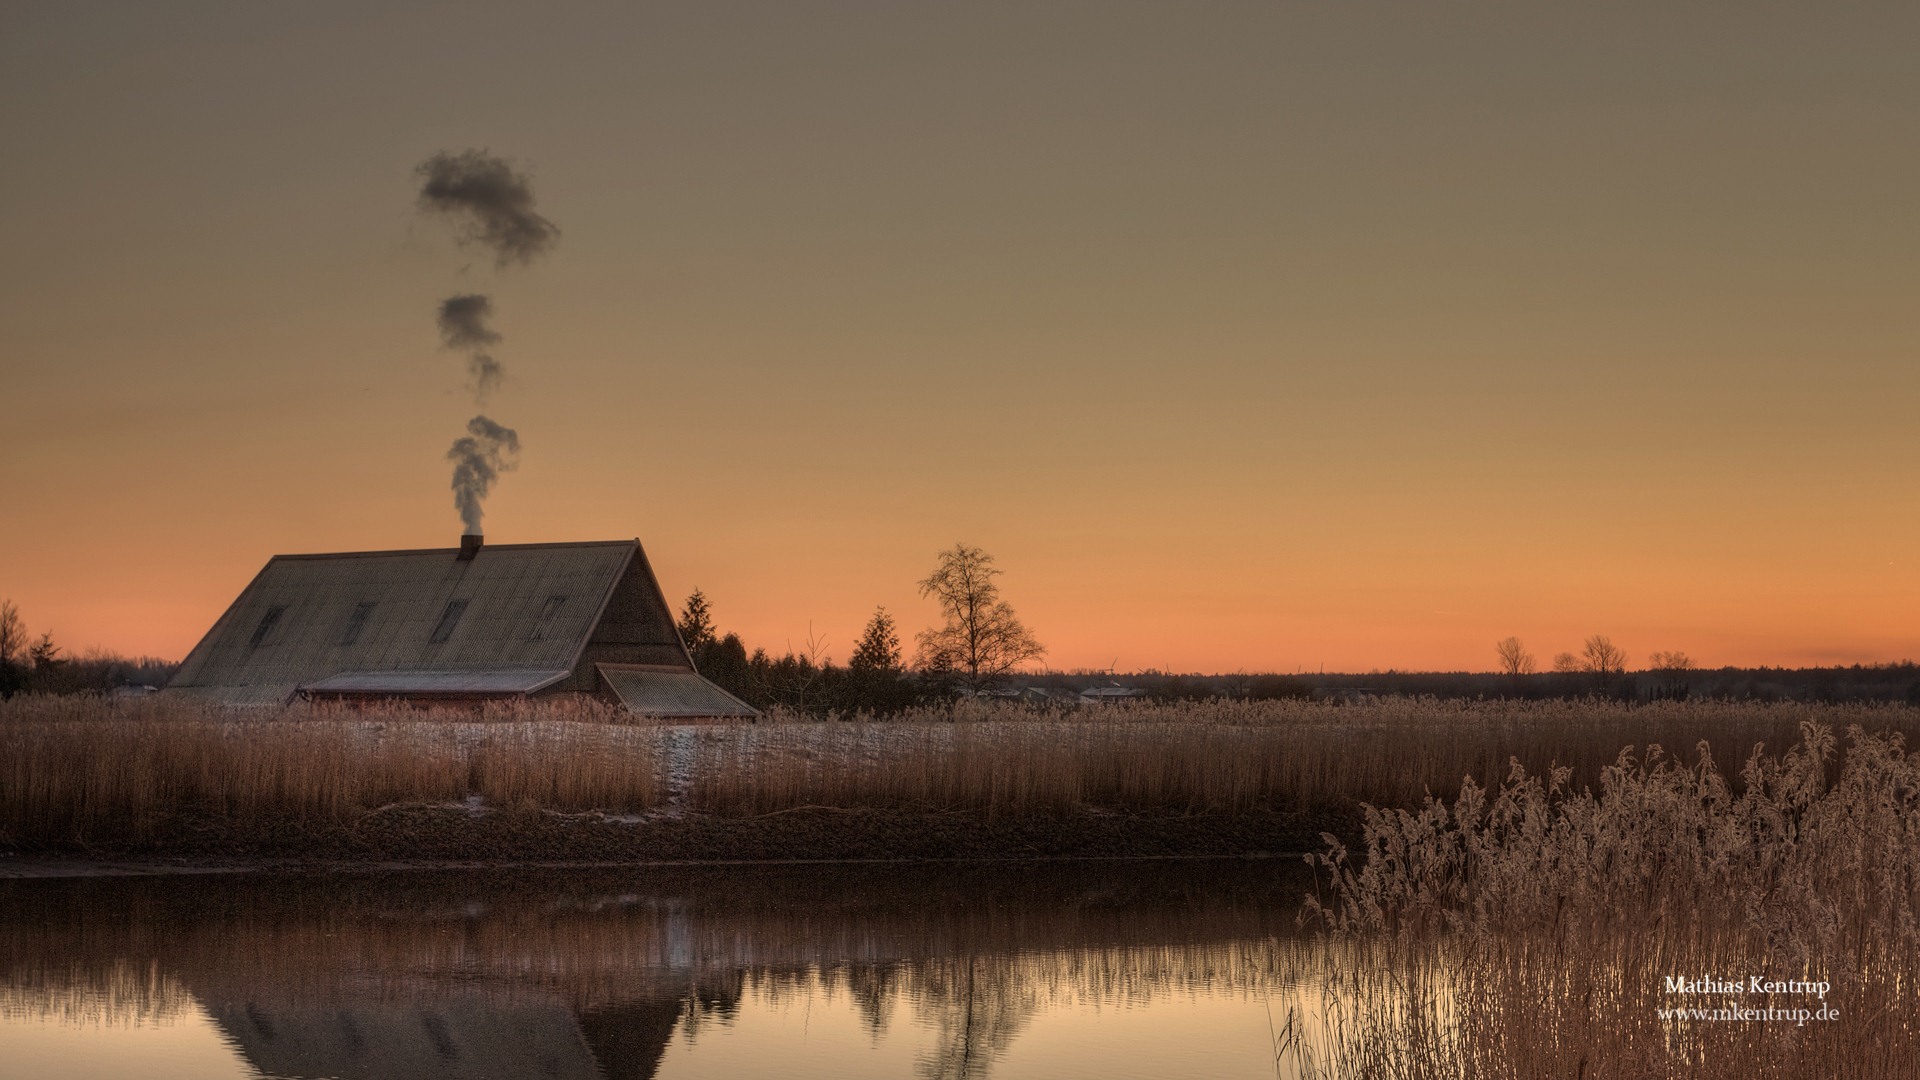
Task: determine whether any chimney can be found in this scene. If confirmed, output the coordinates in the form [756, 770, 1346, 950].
[458, 534, 483, 561]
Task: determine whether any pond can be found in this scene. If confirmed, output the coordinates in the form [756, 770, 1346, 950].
[0, 860, 1324, 1080]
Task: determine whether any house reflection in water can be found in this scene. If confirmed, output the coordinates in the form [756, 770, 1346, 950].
[2, 863, 1309, 1080]
[200, 986, 711, 1080]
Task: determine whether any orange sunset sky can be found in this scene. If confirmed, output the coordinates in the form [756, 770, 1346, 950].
[2, 2, 1916, 673]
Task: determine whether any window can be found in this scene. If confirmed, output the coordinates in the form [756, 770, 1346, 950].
[429, 600, 468, 644]
[339, 602, 376, 646]
[249, 606, 286, 648]
[529, 595, 567, 641]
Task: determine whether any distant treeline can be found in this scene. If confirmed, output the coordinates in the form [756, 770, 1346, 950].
[690, 653, 1920, 714]
[1062, 666, 1920, 706]
[676, 588, 1920, 711]
[0, 599, 179, 700]
[675, 591, 923, 713]
[1377, 665, 1920, 704]
[3, 592, 1913, 709]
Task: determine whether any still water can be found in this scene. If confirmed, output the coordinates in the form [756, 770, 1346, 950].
[0, 861, 1322, 1080]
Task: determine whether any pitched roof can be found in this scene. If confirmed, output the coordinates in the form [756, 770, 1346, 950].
[168, 540, 689, 705]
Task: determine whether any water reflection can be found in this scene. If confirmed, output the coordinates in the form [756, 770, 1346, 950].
[1, 862, 1313, 1080]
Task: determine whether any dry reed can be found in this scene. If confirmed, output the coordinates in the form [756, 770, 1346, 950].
[689, 698, 1919, 817]
[1288, 721, 1920, 1078]
[3, 695, 1917, 848]
[0, 695, 662, 845]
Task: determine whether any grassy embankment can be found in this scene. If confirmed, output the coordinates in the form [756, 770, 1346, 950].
[2, 695, 1916, 861]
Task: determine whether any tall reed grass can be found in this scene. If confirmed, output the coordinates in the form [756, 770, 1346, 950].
[3, 695, 1916, 848]
[0, 696, 661, 845]
[1287, 722, 1920, 1078]
[688, 698, 1918, 817]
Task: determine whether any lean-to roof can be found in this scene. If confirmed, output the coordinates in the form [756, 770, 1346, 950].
[596, 663, 760, 719]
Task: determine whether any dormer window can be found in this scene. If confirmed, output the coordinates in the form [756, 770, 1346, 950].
[429, 600, 468, 644]
[339, 602, 376, 646]
[249, 606, 287, 649]
[529, 596, 567, 641]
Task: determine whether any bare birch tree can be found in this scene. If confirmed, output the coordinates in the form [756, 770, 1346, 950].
[915, 545, 1044, 693]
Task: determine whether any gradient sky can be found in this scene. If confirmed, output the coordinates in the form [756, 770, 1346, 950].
[3, 1, 1916, 672]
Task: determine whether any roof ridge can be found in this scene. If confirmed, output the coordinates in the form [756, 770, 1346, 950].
[269, 539, 638, 561]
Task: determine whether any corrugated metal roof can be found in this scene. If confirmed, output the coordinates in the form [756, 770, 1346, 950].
[168, 684, 304, 707]
[598, 664, 760, 718]
[302, 669, 572, 696]
[169, 540, 659, 702]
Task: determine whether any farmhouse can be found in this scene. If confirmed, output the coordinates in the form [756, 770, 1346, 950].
[166, 536, 758, 718]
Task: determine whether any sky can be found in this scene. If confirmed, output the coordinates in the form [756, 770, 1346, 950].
[2, 1, 1916, 673]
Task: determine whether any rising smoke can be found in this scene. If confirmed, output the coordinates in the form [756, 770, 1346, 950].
[436, 293, 504, 403]
[446, 416, 520, 535]
[416, 150, 560, 268]
[416, 149, 559, 536]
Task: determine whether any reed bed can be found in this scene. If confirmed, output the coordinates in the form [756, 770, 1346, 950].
[684, 720, 1319, 816]
[687, 698, 1919, 817]
[1286, 721, 1920, 1078]
[2, 694, 1917, 848]
[0, 696, 661, 845]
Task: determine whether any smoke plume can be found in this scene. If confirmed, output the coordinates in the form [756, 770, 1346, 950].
[436, 294, 504, 403]
[436, 294, 500, 348]
[415, 148, 558, 536]
[446, 415, 520, 535]
[416, 150, 560, 267]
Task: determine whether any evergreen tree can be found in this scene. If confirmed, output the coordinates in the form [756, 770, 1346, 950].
[676, 589, 716, 654]
[25, 631, 66, 694]
[849, 607, 902, 672]
[697, 632, 752, 698]
[28, 632, 61, 671]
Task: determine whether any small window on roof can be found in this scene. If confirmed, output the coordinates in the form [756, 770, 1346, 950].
[339, 602, 377, 646]
[249, 605, 287, 648]
[429, 600, 468, 644]
[529, 595, 567, 641]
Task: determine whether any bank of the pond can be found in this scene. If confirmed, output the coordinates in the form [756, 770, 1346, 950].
[0, 803, 1354, 868]
[19, 698, 1909, 872]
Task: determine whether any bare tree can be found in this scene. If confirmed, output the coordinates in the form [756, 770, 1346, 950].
[915, 544, 1045, 693]
[1581, 634, 1628, 674]
[0, 600, 24, 667]
[0, 600, 24, 699]
[1494, 637, 1536, 676]
[1648, 650, 1695, 672]
[1551, 651, 1582, 673]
